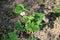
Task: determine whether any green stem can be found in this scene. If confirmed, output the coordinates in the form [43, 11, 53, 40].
[24, 9, 30, 12]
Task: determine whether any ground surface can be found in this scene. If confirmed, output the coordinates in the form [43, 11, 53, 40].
[0, 0, 60, 40]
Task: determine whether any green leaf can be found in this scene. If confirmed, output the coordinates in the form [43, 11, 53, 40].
[23, 16, 32, 24]
[23, 16, 30, 22]
[15, 21, 23, 31]
[36, 20, 42, 25]
[14, 4, 24, 14]
[29, 16, 34, 20]
[35, 12, 44, 19]
[8, 32, 18, 40]
[53, 6, 60, 13]
[32, 25, 39, 32]
[34, 12, 44, 25]
[25, 24, 32, 31]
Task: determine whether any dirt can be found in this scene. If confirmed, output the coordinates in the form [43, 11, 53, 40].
[0, 0, 60, 40]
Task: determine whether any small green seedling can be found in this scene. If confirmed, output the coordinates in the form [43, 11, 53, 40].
[53, 6, 60, 17]
[23, 16, 34, 23]
[35, 12, 44, 25]
[53, 6, 60, 13]
[14, 4, 30, 15]
[15, 20, 23, 31]
[25, 24, 32, 32]
[8, 32, 18, 40]
[14, 4, 24, 14]
[31, 25, 40, 32]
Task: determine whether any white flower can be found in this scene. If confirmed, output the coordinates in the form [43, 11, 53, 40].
[20, 11, 25, 16]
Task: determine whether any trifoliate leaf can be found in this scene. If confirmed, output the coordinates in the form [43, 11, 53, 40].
[35, 12, 44, 19]
[23, 16, 31, 23]
[36, 20, 42, 25]
[15, 21, 23, 31]
[29, 16, 34, 20]
[14, 4, 24, 14]
[32, 25, 39, 32]
[25, 24, 32, 31]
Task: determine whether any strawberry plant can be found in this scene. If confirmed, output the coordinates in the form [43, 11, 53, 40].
[15, 12, 44, 32]
[14, 4, 44, 40]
